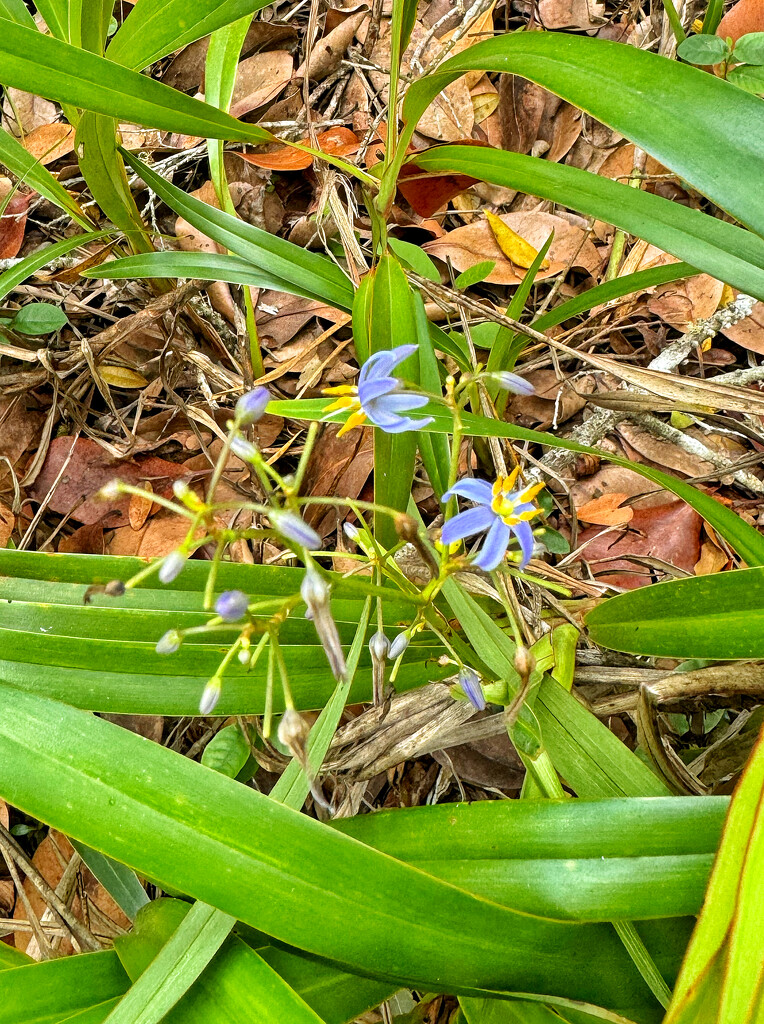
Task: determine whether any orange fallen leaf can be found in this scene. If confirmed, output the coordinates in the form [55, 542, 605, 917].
[22, 122, 75, 165]
[484, 210, 549, 269]
[577, 492, 634, 526]
[237, 126, 359, 171]
[129, 481, 154, 532]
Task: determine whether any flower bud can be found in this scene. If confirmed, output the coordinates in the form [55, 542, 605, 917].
[389, 632, 409, 660]
[199, 677, 222, 715]
[215, 589, 249, 622]
[489, 371, 535, 396]
[230, 435, 259, 463]
[277, 707, 311, 751]
[235, 386, 270, 425]
[274, 511, 321, 551]
[458, 667, 486, 711]
[156, 629, 182, 654]
[514, 645, 536, 680]
[369, 630, 390, 662]
[300, 567, 330, 611]
[172, 479, 193, 502]
[301, 567, 346, 682]
[158, 549, 187, 584]
[98, 479, 122, 501]
[343, 521, 360, 542]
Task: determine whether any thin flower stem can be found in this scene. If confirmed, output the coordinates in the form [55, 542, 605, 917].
[289, 421, 320, 497]
[270, 634, 295, 711]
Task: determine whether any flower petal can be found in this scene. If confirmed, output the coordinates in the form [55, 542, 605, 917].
[369, 412, 433, 433]
[512, 520, 535, 568]
[474, 518, 511, 571]
[441, 505, 496, 545]
[358, 376, 397, 404]
[359, 350, 399, 383]
[441, 478, 494, 505]
[367, 392, 429, 414]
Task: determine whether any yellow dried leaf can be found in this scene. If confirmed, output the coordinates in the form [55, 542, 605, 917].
[471, 89, 499, 123]
[484, 210, 550, 270]
[100, 365, 149, 388]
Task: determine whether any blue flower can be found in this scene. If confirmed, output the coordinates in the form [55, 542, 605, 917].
[271, 510, 321, 550]
[441, 469, 544, 572]
[323, 344, 434, 436]
[158, 549, 187, 584]
[458, 667, 486, 711]
[215, 590, 249, 622]
[235, 387, 270, 425]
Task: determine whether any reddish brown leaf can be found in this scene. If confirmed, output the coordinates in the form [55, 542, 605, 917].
[0, 183, 28, 259]
[238, 126, 359, 171]
[229, 51, 293, 118]
[29, 437, 189, 527]
[577, 492, 634, 526]
[717, 0, 764, 43]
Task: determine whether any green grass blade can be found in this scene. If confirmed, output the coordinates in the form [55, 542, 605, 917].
[398, 34, 764, 238]
[107, 0, 275, 71]
[70, 841, 149, 921]
[586, 566, 764, 658]
[0, 686, 675, 1018]
[0, 22, 272, 144]
[0, 953, 129, 1024]
[0, 127, 93, 228]
[0, 0, 36, 28]
[413, 146, 764, 302]
[0, 231, 108, 301]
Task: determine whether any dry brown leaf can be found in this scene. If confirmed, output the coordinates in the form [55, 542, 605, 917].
[295, 10, 369, 81]
[99, 365, 149, 389]
[2, 88, 56, 137]
[0, 500, 14, 548]
[648, 275, 724, 332]
[470, 76, 499, 123]
[14, 831, 130, 954]
[507, 368, 595, 429]
[22, 122, 75, 165]
[577, 492, 634, 526]
[229, 51, 294, 118]
[717, 0, 764, 43]
[423, 211, 600, 286]
[572, 501, 703, 590]
[129, 482, 154, 532]
[0, 396, 45, 489]
[617, 421, 714, 477]
[500, 77, 547, 155]
[58, 522, 105, 555]
[694, 536, 730, 575]
[440, 1, 496, 89]
[107, 508, 201, 558]
[721, 299, 764, 354]
[569, 462, 672, 510]
[0, 179, 28, 259]
[302, 424, 374, 539]
[29, 437, 188, 527]
[238, 127, 359, 171]
[538, 0, 605, 30]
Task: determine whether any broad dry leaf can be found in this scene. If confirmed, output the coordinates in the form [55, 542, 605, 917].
[238, 127, 359, 171]
[107, 507, 202, 558]
[295, 9, 368, 81]
[717, 0, 764, 43]
[694, 536, 729, 575]
[29, 437, 188, 527]
[0, 179, 28, 259]
[484, 209, 550, 269]
[129, 481, 154, 532]
[0, 500, 14, 548]
[440, 1, 496, 89]
[22, 122, 75, 165]
[721, 299, 764, 354]
[577, 492, 634, 526]
[2, 87, 56, 137]
[507, 369, 595, 429]
[99, 365, 149, 389]
[470, 77, 500, 123]
[538, 0, 605, 30]
[229, 51, 294, 118]
[423, 211, 600, 285]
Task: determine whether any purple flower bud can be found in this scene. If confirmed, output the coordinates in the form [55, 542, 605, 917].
[230, 435, 259, 463]
[156, 629, 182, 654]
[343, 521, 360, 542]
[490, 371, 535, 396]
[369, 631, 390, 662]
[158, 550, 187, 584]
[199, 677, 222, 715]
[458, 667, 486, 711]
[215, 589, 249, 622]
[301, 568, 346, 682]
[389, 632, 409, 660]
[235, 387, 270, 425]
[300, 568, 330, 610]
[272, 511, 321, 551]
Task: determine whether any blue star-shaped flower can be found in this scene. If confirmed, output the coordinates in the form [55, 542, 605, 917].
[441, 469, 544, 572]
[324, 344, 434, 436]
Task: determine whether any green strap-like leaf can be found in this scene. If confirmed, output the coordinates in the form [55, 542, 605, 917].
[0, 952, 130, 1024]
[412, 146, 764, 302]
[0, 127, 93, 228]
[0, 231, 108, 302]
[398, 33, 764, 238]
[0, 686, 672, 1018]
[0, 21, 272, 144]
[107, 0, 275, 71]
[586, 566, 764, 658]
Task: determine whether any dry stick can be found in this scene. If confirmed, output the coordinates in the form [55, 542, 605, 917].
[25, 848, 83, 960]
[0, 821, 101, 951]
[410, 271, 760, 485]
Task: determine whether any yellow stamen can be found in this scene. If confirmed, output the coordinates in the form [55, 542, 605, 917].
[519, 482, 545, 503]
[336, 409, 367, 437]
[323, 385, 357, 397]
[325, 396, 358, 414]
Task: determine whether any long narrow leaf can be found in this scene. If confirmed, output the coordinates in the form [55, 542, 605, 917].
[413, 146, 764, 302]
[0, 127, 93, 227]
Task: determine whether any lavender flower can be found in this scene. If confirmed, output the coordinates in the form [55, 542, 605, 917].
[215, 590, 249, 622]
[441, 468, 544, 572]
[389, 632, 409, 660]
[458, 667, 486, 711]
[301, 568, 347, 682]
[323, 344, 434, 436]
[158, 549, 187, 584]
[199, 677, 222, 715]
[230, 435, 258, 462]
[489, 371, 535, 396]
[369, 631, 390, 662]
[271, 510, 321, 551]
[236, 386, 270, 425]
